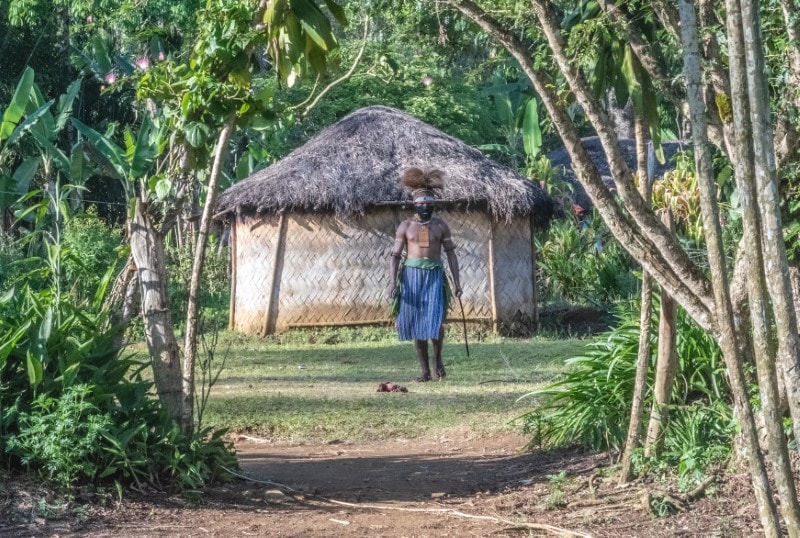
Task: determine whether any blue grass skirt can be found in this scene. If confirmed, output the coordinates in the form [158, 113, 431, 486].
[394, 259, 451, 341]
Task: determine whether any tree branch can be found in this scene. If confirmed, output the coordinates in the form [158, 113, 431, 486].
[300, 15, 370, 117]
[445, 0, 715, 332]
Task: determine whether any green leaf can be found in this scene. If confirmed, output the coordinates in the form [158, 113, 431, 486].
[26, 351, 43, 386]
[641, 74, 664, 164]
[69, 142, 90, 184]
[131, 115, 155, 179]
[323, 0, 348, 25]
[184, 122, 209, 148]
[11, 157, 39, 195]
[72, 118, 128, 179]
[293, 0, 337, 52]
[264, 0, 286, 27]
[31, 129, 70, 173]
[154, 177, 171, 200]
[55, 79, 82, 132]
[0, 66, 35, 141]
[620, 46, 642, 114]
[6, 100, 54, 147]
[93, 35, 113, 74]
[522, 97, 542, 159]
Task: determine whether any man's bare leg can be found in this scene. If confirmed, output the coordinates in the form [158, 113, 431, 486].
[433, 326, 446, 380]
[415, 339, 432, 381]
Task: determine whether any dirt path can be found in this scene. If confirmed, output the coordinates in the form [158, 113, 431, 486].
[2, 430, 760, 537]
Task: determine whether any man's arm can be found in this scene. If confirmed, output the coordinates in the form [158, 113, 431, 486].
[441, 223, 462, 297]
[387, 222, 407, 298]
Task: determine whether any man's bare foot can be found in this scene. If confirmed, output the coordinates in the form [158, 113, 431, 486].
[435, 366, 446, 380]
[415, 374, 432, 382]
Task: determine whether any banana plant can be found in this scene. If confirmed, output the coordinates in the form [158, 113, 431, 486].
[0, 68, 53, 226]
[71, 114, 163, 216]
[479, 72, 544, 167]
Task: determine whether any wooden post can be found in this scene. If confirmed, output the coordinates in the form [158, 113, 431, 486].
[228, 217, 238, 330]
[263, 213, 288, 336]
[488, 219, 499, 334]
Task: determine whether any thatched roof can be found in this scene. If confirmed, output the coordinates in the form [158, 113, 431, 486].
[547, 136, 689, 211]
[215, 105, 553, 225]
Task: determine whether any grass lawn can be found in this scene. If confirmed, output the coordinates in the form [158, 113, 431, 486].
[135, 327, 588, 444]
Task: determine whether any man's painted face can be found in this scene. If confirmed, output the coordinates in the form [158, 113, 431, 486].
[415, 202, 434, 222]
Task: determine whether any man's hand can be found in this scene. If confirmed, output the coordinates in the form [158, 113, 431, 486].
[454, 285, 463, 298]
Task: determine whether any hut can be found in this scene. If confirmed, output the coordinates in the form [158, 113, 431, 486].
[547, 136, 689, 212]
[214, 105, 554, 336]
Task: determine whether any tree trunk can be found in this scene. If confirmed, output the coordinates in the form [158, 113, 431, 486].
[130, 200, 183, 424]
[739, 0, 800, 448]
[620, 112, 654, 483]
[736, 0, 800, 532]
[181, 115, 236, 435]
[680, 1, 780, 533]
[644, 210, 678, 457]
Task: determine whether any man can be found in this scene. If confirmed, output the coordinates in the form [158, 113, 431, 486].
[387, 168, 462, 382]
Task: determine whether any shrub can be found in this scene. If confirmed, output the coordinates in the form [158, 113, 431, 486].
[61, 207, 124, 302]
[0, 251, 237, 491]
[536, 211, 638, 306]
[7, 385, 112, 488]
[519, 300, 732, 461]
[166, 235, 229, 331]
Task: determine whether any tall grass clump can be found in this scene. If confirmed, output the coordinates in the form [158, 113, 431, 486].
[519, 300, 735, 479]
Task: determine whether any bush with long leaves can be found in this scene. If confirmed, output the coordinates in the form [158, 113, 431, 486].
[536, 210, 639, 307]
[519, 300, 733, 469]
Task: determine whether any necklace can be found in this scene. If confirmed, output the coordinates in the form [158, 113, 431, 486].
[415, 217, 431, 247]
[414, 214, 432, 225]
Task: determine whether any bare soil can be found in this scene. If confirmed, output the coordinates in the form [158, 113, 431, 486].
[1, 430, 760, 537]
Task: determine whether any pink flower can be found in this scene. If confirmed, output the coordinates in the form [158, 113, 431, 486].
[104, 72, 117, 84]
[157, 51, 165, 61]
[135, 56, 150, 70]
[574, 204, 585, 215]
[421, 76, 433, 86]
[86, 15, 93, 23]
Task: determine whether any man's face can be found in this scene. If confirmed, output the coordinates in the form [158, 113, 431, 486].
[415, 202, 434, 222]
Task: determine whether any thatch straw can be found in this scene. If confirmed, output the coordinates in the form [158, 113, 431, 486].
[215, 105, 553, 225]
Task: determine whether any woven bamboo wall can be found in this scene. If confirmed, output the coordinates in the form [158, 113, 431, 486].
[231, 213, 282, 334]
[491, 219, 535, 334]
[230, 208, 533, 335]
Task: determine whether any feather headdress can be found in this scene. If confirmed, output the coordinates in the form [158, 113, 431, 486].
[401, 167, 444, 200]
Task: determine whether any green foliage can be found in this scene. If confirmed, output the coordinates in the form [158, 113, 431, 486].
[0, 230, 24, 303]
[7, 385, 112, 488]
[519, 301, 731, 459]
[632, 402, 734, 487]
[166, 235, 229, 329]
[536, 210, 638, 306]
[544, 470, 568, 509]
[62, 207, 124, 301]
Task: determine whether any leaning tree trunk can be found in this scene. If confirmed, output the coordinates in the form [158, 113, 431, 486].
[680, 1, 781, 533]
[449, 0, 717, 334]
[620, 111, 654, 483]
[130, 200, 183, 424]
[181, 115, 236, 436]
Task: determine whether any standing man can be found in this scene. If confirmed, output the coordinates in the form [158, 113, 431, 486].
[388, 168, 462, 382]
